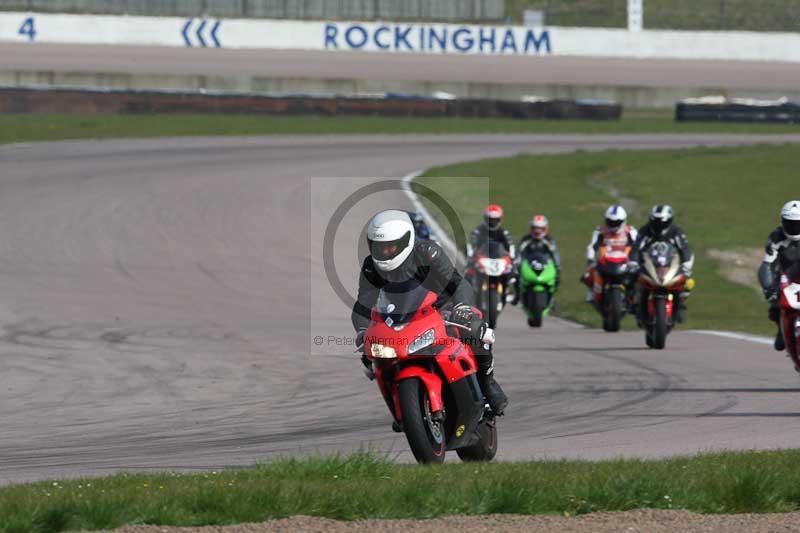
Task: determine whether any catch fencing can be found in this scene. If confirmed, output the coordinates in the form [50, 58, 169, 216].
[0, 0, 504, 22]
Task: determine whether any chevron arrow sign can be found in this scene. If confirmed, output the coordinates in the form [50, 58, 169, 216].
[181, 18, 222, 48]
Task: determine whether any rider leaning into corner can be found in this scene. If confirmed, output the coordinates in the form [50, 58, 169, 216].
[511, 214, 561, 305]
[351, 209, 509, 415]
[630, 205, 695, 323]
[758, 200, 800, 352]
[582, 205, 638, 306]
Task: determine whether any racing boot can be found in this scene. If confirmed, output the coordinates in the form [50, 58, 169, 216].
[478, 372, 508, 415]
[474, 347, 508, 415]
[676, 300, 687, 324]
[775, 328, 786, 352]
[510, 277, 520, 306]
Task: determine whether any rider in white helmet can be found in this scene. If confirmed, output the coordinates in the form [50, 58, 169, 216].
[352, 209, 508, 414]
[759, 200, 800, 352]
[582, 205, 638, 304]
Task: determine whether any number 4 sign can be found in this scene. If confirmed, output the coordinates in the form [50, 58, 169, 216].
[18, 16, 36, 42]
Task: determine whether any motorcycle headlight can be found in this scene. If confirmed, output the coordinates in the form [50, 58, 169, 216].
[408, 328, 435, 354]
[370, 343, 397, 359]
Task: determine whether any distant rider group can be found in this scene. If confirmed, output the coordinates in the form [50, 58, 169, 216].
[350, 199, 800, 464]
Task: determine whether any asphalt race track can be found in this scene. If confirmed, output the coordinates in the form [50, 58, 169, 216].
[3, 134, 800, 485]
[5, 43, 800, 90]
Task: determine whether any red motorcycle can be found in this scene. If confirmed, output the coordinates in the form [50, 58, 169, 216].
[584, 244, 633, 332]
[363, 281, 499, 464]
[779, 264, 800, 372]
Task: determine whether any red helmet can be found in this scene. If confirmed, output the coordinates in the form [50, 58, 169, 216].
[484, 204, 503, 230]
[530, 214, 549, 239]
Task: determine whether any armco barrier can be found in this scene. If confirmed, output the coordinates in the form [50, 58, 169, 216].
[0, 87, 622, 119]
[675, 96, 800, 123]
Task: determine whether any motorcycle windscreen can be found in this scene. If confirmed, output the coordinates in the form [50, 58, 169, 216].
[376, 280, 432, 325]
[477, 241, 509, 259]
[522, 248, 550, 271]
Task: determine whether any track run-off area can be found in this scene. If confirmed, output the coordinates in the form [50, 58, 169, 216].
[2, 134, 800, 485]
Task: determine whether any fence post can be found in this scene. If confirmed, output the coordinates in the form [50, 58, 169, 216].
[628, 0, 643, 31]
[719, 0, 726, 30]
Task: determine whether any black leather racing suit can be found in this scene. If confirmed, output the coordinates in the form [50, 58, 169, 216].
[467, 224, 515, 259]
[758, 227, 800, 327]
[630, 223, 694, 273]
[352, 239, 501, 386]
[630, 222, 695, 320]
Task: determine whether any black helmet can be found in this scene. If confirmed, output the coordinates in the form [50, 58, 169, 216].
[649, 205, 674, 236]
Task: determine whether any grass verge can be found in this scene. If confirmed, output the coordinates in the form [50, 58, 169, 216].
[2, 450, 800, 532]
[416, 143, 800, 335]
[2, 111, 800, 145]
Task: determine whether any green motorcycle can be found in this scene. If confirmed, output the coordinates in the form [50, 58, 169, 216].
[519, 249, 557, 327]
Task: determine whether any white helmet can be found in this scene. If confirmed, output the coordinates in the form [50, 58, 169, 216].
[781, 200, 800, 241]
[367, 210, 415, 272]
[604, 205, 627, 231]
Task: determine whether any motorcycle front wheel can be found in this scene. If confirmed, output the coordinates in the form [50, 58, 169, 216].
[602, 286, 624, 332]
[398, 378, 445, 464]
[528, 290, 548, 328]
[650, 298, 668, 349]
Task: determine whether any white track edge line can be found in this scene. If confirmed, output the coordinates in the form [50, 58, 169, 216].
[400, 170, 465, 264]
[689, 330, 773, 346]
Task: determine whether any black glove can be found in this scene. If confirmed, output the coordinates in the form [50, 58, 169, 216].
[764, 288, 778, 302]
[450, 303, 475, 327]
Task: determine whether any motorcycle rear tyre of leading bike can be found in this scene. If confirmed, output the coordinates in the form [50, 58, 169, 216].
[456, 420, 498, 462]
[398, 378, 446, 464]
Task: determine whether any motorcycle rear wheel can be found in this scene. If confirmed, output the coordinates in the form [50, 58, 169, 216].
[398, 378, 445, 464]
[602, 286, 623, 332]
[456, 421, 498, 462]
[650, 298, 668, 349]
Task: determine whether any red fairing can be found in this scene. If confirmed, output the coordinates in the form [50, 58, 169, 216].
[779, 269, 800, 365]
[395, 366, 444, 414]
[364, 289, 480, 418]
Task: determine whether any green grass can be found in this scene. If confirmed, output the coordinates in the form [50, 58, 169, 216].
[2, 112, 800, 145]
[416, 143, 800, 335]
[3, 450, 800, 531]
